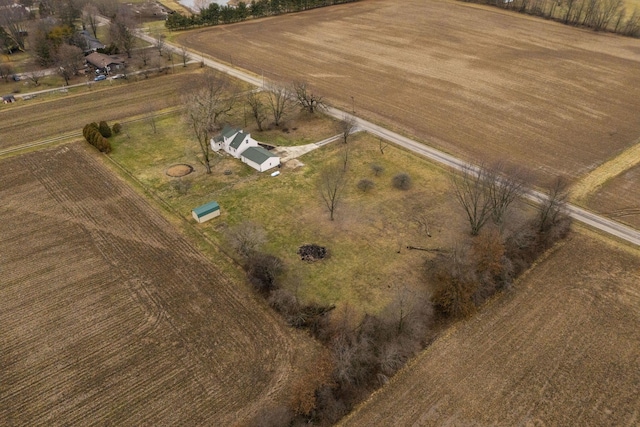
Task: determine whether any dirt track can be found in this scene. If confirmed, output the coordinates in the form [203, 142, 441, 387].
[341, 232, 640, 426]
[0, 144, 317, 425]
[178, 0, 640, 185]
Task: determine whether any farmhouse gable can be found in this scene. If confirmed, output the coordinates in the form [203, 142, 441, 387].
[210, 126, 280, 172]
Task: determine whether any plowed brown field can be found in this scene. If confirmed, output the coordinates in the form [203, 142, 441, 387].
[341, 232, 640, 426]
[178, 0, 640, 185]
[0, 144, 317, 425]
[0, 73, 191, 150]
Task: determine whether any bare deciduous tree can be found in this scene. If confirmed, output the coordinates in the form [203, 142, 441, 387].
[378, 137, 389, 155]
[318, 164, 347, 221]
[265, 82, 294, 127]
[337, 113, 357, 145]
[139, 46, 150, 66]
[0, 63, 13, 82]
[292, 80, 326, 114]
[0, 0, 28, 52]
[183, 71, 237, 173]
[485, 162, 529, 226]
[110, 8, 136, 58]
[411, 202, 433, 238]
[341, 141, 350, 172]
[154, 32, 165, 57]
[451, 164, 493, 236]
[179, 45, 189, 67]
[225, 221, 267, 258]
[145, 102, 158, 133]
[26, 69, 45, 86]
[56, 44, 84, 85]
[82, 4, 100, 38]
[246, 90, 267, 131]
[536, 175, 570, 232]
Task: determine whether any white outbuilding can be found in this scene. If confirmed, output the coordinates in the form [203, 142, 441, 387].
[192, 201, 221, 223]
[241, 146, 281, 172]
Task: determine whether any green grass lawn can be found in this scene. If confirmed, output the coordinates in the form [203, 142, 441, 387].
[109, 111, 469, 314]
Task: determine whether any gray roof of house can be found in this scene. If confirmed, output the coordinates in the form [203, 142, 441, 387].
[79, 30, 105, 51]
[229, 131, 247, 150]
[241, 146, 278, 165]
[85, 52, 125, 68]
[221, 125, 238, 139]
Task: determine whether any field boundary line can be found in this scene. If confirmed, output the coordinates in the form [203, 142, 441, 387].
[571, 137, 640, 202]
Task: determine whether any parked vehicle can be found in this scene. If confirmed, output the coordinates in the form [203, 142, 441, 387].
[94, 75, 107, 81]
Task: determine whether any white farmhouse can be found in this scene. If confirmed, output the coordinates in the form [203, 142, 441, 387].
[211, 125, 280, 172]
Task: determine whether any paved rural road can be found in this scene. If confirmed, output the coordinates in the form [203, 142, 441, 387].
[137, 32, 640, 247]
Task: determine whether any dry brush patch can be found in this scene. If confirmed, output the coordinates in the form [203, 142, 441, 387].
[0, 144, 319, 425]
[341, 232, 640, 426]
[177, 0, 640, 185]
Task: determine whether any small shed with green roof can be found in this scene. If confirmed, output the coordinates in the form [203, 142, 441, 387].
[192, 201, 220, 223]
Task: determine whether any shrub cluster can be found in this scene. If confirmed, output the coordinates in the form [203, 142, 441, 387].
[82, 122, 112, 153]
[392, 172, 412, 190]
[430, 214, 571, 319]
[242, 240, 434, 425]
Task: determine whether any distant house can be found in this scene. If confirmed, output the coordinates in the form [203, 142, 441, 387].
[78, 30, 105, 54]
[85, 52, 126, 74]
[192, 201, 220, 223]
[2, 95, 16, 104]
[211, 126, 280, 172]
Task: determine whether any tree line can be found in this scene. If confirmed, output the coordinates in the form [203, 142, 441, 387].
[165, 0, 359, 31]
[463, 0, 640, 36]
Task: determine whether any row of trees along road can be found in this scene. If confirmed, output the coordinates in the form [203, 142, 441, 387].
[166, 0, 360, 30]
[432, 164, 572, 318]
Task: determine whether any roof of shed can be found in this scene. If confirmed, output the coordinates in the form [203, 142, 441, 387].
[241, 146, 278, 165]
[192, 201, 220, 217]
